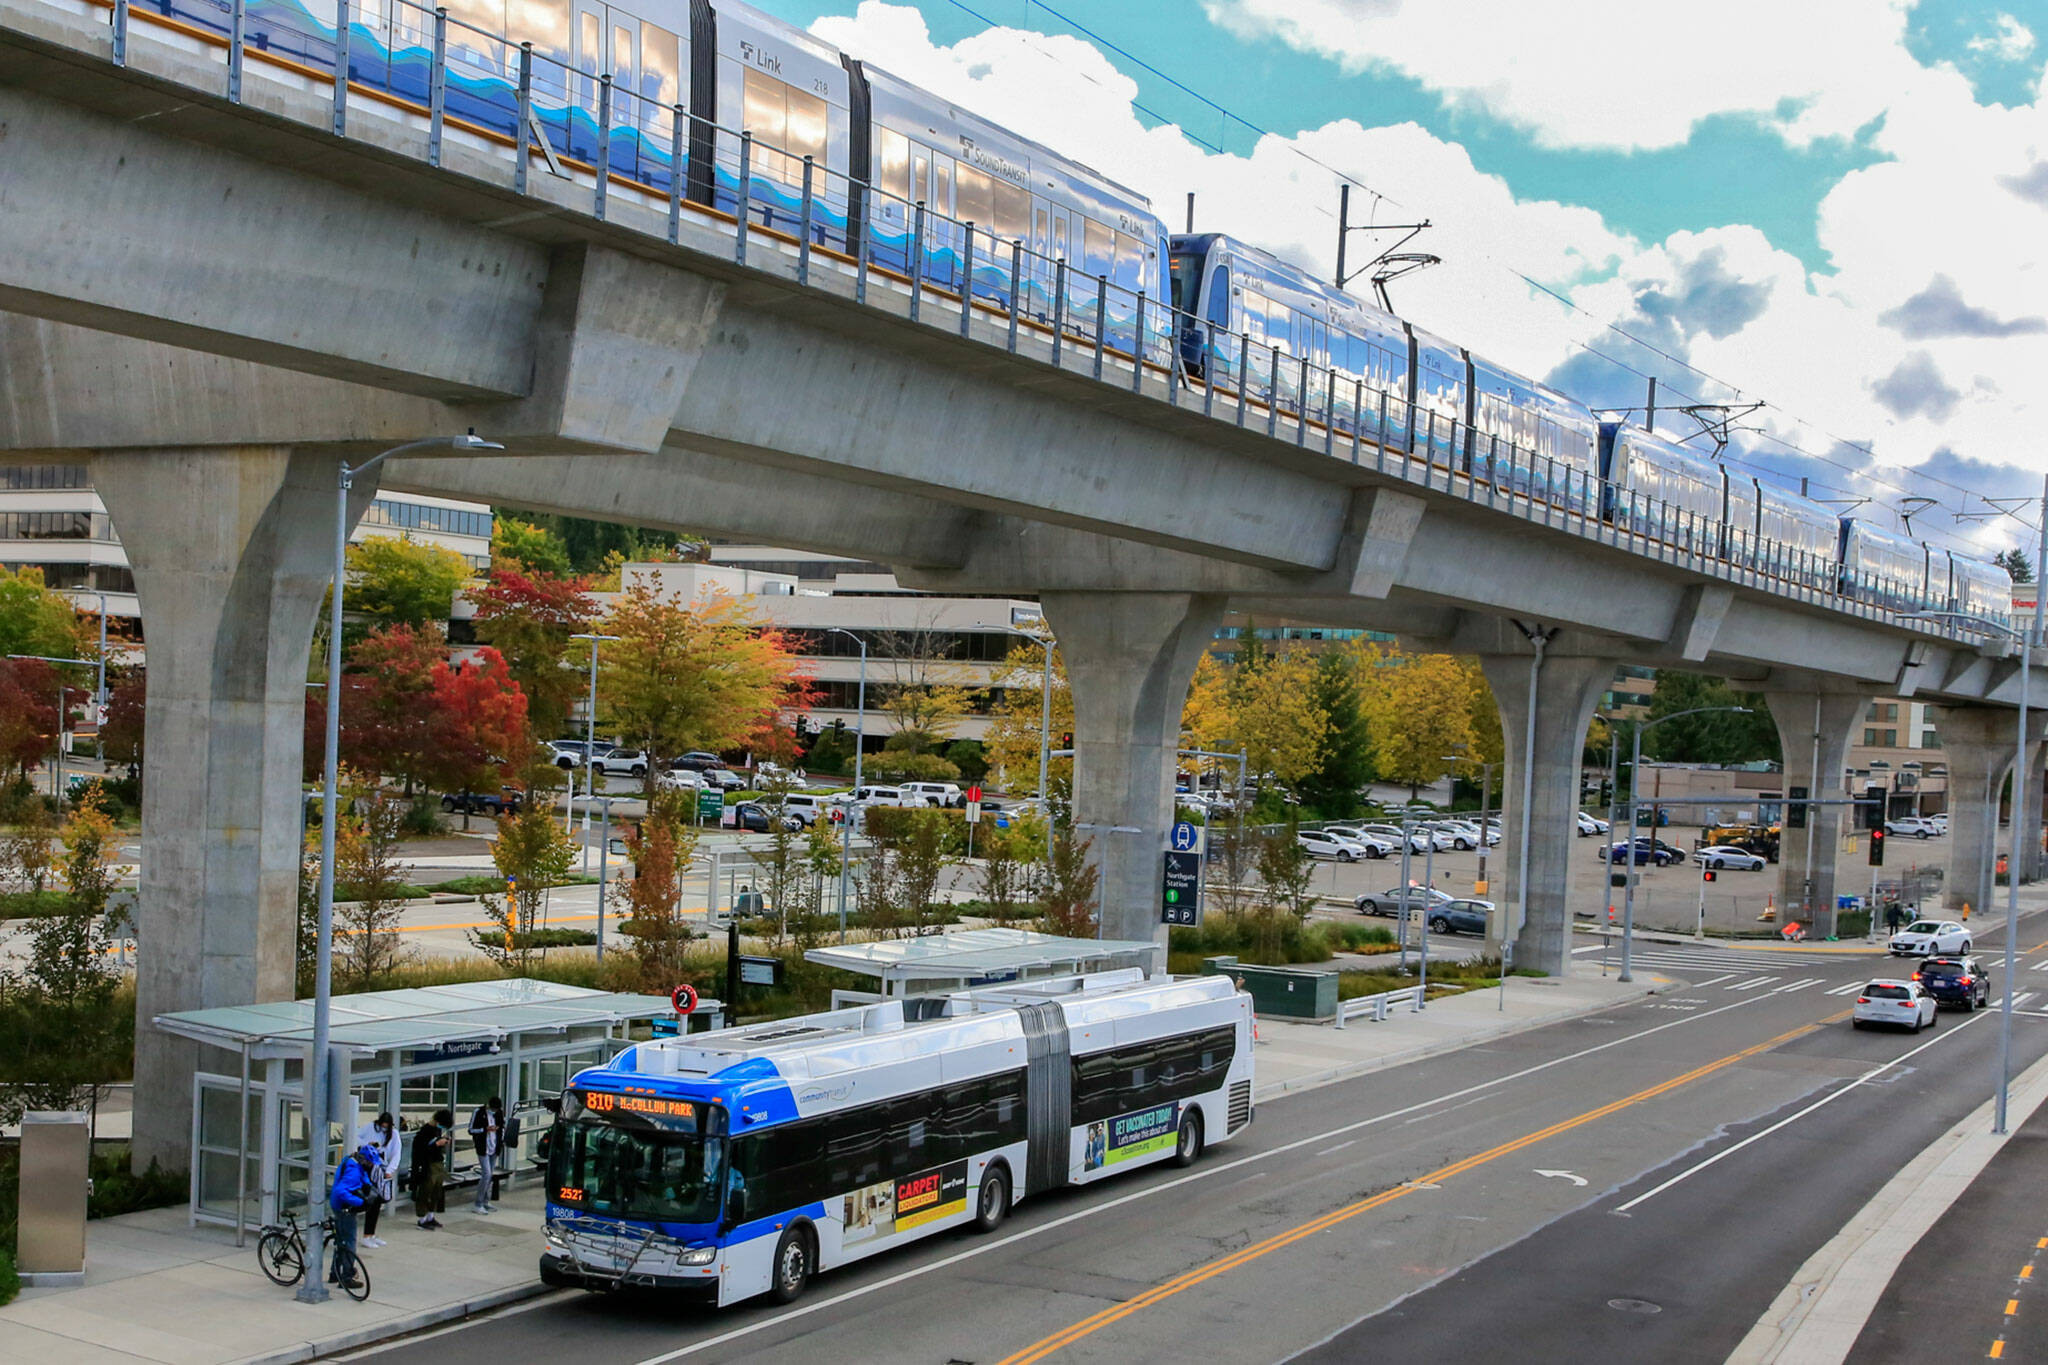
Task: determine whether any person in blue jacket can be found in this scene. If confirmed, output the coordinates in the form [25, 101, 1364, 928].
[327, 1143, 379, 1290]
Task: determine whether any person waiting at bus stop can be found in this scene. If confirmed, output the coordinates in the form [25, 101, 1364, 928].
[326, 1142, 380, 1291]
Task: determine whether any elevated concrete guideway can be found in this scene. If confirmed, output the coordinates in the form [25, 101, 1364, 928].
[3, 0, 2043, 1170]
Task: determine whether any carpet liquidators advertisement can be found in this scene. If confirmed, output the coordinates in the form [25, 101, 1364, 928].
[1085, 1101, 1179, 1171]
[841, 1159, 969, 1245]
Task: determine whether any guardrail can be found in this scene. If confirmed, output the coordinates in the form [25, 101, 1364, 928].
[34, 0, 2009, 649]
[1333, 984, 1428, 1027]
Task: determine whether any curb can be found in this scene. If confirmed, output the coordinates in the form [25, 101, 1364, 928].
[224, 1282, 557, 1365]
[1728, 1042, 2048, 1364]
[1251, 976, 1671, 1103]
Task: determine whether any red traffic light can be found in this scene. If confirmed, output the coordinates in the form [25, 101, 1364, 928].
[1869, 828, 1886, 867]
[1703, 869, 1717, 883]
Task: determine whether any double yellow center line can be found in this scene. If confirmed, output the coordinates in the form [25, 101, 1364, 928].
[995, 1013, 1839, 1365]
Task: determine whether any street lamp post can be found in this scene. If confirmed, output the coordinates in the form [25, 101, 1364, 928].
[299, 433, 500, 1305]
[1903, 593, 2045, 1130]
[823, 627, 867, 941]
[1620, 705, 1751, 982]
[569, 632, 620, 872]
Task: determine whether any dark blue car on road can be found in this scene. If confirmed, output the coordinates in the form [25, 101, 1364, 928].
[1914, 956, 1990, 1011]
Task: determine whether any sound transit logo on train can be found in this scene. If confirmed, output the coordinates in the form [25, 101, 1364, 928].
[1084, 1102, 1179, 1171]
[958, 136, 1029, 187]
[840, 1160, 969, 1245]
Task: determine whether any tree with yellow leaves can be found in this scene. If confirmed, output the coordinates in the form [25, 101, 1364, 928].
[1357, 647, 1481, 800]
[1181, 647, 1328, 790]
[983, 638, 1070, 797]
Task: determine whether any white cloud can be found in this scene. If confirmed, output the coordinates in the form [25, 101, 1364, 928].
[1968, 13, 2037, 61]
[810, 1, 2048, 530]
[1199, 0, 1919, 153]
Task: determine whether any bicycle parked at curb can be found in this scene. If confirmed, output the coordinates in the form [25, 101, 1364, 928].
[255, 1209, 372, 1301]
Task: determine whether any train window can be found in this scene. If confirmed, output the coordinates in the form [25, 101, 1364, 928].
[994, 180, 1031, 245]
[956, 165, 995, 234]
[876, 128, 911, 208]
[1052, 213, 1069, 262]
[913, 148, 931, 208]
[744, 72, 826, 183]
[785, 87, 827, 171]
[641, 24, 679, 115]
[1169, 254, 1197, 315]
[743, 68, 786, 157]
[1083, 219, 1114, 279]
[929, 154, 953, 215]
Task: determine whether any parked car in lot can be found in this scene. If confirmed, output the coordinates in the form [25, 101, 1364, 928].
[1577, 811, 1610, 836]
[1298, 829, 1374, 862]
[1432, 821, 1492, 851]
[671, 751, 727, 774]
[1913, 955, 1991, 1011]
[547, 739, 615, 768]
[1600, 838, 1683, 867]
[1321, 826, 1397, 858]
[849, 784, 913, 809]
[901, 781, 964, 808]
[722, 801, 803, 833]
[703, 767, 747, 791]
[439, 788, 524, 816]
[1354, 885, 1456, 917]
[1889, 919, 1972, 957]
[1427, 898, 1493, 936]
[1694, 846, 1768, 871]
[1852, 979, 1938, 1032]
[779, 792, 836, 827]
[1885, 816, 1941, 838]
[655, 767, 705, 791]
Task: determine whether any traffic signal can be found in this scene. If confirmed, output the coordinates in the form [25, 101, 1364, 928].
[1869, 828, 1886, 867]
[1703, 869, 1718, 883]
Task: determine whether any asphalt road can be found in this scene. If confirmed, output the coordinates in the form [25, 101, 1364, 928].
[341, 918, 2048, 1365]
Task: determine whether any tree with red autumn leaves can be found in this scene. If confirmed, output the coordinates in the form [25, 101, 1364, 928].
[309, 625, 531, 813]
[468, 565, 595, 742]
[0, 656, 60, 789]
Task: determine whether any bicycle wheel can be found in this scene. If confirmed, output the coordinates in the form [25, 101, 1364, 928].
[257, 1229, 304, 1287]
[341, 1257, 371, 1302]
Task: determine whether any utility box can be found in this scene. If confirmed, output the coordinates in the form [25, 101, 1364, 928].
[1199, 955, 1337, 1020]
[18, 1110, 90, 1285]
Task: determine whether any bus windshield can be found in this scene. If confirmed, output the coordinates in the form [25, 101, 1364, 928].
[547, 1118, 726, 1226]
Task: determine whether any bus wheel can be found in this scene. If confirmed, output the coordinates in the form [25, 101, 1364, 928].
[1172, 1111, 1204, 1168]
[769, 1226, 813, 1304]
[972, 1165, 1010, 1233]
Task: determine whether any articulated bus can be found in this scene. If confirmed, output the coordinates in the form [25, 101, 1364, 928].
[540, 969, 1253, 1304]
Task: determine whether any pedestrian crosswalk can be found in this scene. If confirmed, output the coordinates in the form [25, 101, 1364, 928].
[1592, 945, 1837, 973]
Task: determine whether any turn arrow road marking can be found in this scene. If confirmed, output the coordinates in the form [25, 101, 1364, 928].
[1535, 1169, 1589, 1186]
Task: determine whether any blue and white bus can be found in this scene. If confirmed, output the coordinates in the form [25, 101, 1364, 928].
[540, 970, 1253, 1304]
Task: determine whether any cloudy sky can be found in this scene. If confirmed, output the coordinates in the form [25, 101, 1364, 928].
[750, 0, 2048, 560]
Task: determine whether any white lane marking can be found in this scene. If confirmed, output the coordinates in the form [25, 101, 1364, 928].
[1728, 977, 1779, 992]
[624, 993, 1780, 1365]
[2013, 992, 2036, 1009]
[1774, 977, 1826, 993]
[2029, 960, 2048, 972]
[1689, 973, 1736, 989]
[1315, 1139, 1357, 1156]
[1614, 1010, 1989, 1213]
[1534, 1169, 1588, 1186]
[1826, 982, 1867, 997]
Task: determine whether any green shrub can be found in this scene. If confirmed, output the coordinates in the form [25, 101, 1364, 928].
[1327, 921, 1397, 952]
[432, 873, 596, 896]
[333, 882, 431, 901]
[0, 1247, 17, 1306]
[864, 752, 962, 784]
[1168, 912, 1332, 966]
[0, 890, 81, 920]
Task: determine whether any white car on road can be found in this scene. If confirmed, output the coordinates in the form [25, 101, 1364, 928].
[1852, 979, 1938, 1032]
[1577, 811, 1611, 836]
[1888, 919, 1972, 957]
[1884, 817, 1941, 839]
[1694, 846, 1767, 871]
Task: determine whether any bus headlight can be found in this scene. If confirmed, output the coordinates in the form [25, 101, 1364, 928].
[678, 1246, 718, 1267]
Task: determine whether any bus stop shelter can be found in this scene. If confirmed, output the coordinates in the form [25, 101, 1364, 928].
[805, 927, 1162, 1000]
[154, 979, 722, 1237]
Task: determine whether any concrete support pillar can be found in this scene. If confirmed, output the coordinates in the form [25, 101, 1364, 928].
[1764, 691, 1865, 934]
[92, 447, 375, 1171]
[1477, 650, 1615, 978]
[1038, 591, 1226, 958]
[1936, 707, 2045, 917]
[2020, 739, 2047, 884]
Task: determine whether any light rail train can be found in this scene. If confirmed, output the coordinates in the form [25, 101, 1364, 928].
[132, 0, 2010, 625]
